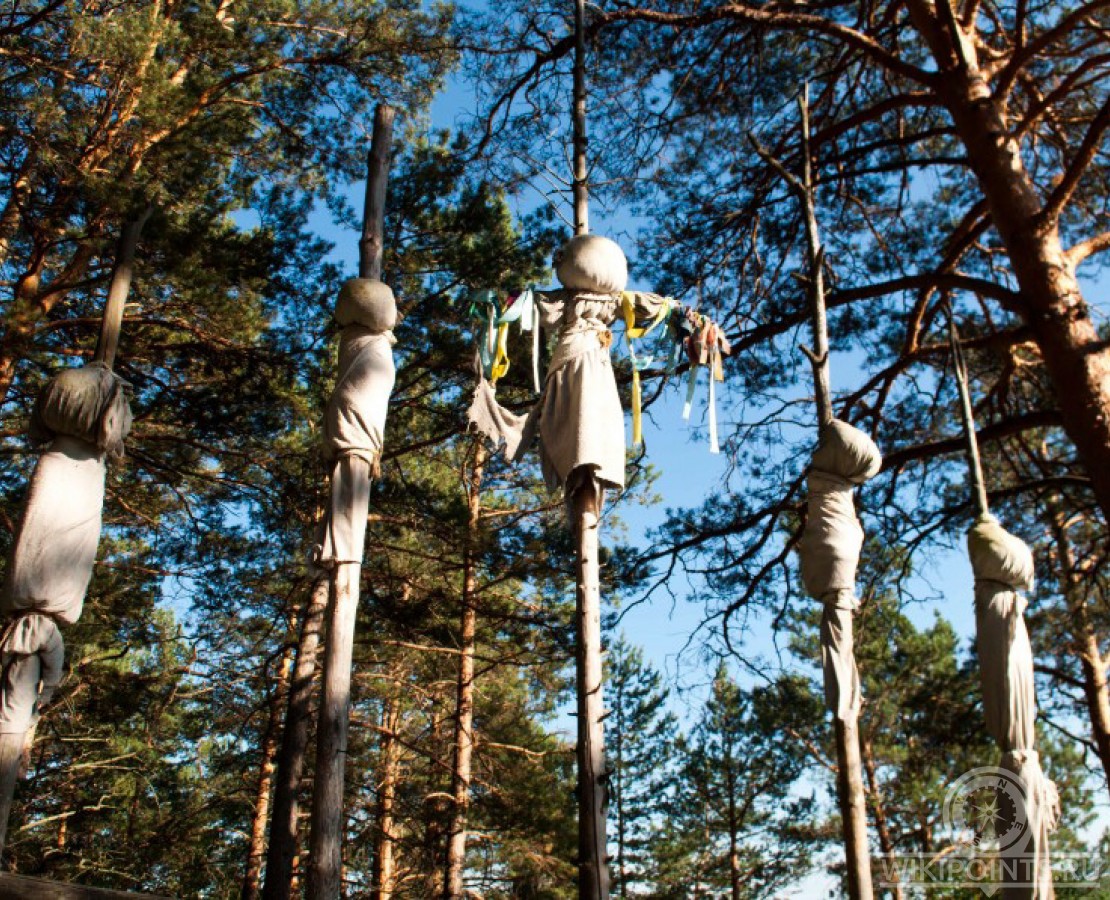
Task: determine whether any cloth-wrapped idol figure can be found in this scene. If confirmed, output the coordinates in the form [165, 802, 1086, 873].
[467, 235, 670, 502]
[0, 362, 131, 736]
[316, 277, 397, 567]
[968, 514, 1058, 899]
[796, 420, 882, 719]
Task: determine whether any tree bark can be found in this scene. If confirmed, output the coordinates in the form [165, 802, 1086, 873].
[359, 106, 395, 282]
[861, 736, 904, 900]
[574, 476, 609, 900]
[444, 444, 487, 899]
[1049, 509, 1110, 795]
[262, 574, 329, 900]
[94, 208, 153, 371]
[905, 0, 1110, 526]
[241, 621, 298, 900]
[371, 692, 401, 900]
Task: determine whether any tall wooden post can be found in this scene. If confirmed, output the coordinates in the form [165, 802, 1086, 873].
[360, 106, 395, 281]
[305, 103, 395, 900]
[94, 207, 154, 371]
[752, 88, 873, 899]
[261, 573, 329, 900]
[571, 0, 589, 237]
[569, 1, 608, 895]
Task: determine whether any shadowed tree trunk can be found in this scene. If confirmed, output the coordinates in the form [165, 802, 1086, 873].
[242, 631, 297, 900]
[444, 443, 487, 898]
[262, 574, 328, 900]
[372, 691, 401, 900]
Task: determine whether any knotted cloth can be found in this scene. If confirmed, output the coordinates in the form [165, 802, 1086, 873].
[796, 420, 881, 719]
[29, 362, 132, 458]
[969, 514, 1057, 899]
[0, 613, 63, 734]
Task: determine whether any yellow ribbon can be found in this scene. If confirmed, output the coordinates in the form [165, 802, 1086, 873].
[620, 292, 673, 446]
[490, 321, 510, 384]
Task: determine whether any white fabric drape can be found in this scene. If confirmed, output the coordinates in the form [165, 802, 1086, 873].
[0, 362, 132, 739]
[316, 324, 395, 568]
[796, 420, 881, 720]
[467, 289, 669, 495]
[969, 514, 1057, 899]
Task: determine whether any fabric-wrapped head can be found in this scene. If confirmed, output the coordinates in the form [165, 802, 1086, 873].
[810, 420, 881, 485]
[967, 514, 1034, 591]
[29, 363, 132, 457]
[554, 235, 628, 294]
[335, 278, 397, 333]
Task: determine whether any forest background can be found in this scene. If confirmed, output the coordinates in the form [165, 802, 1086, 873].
[1, 0, 1109, 898]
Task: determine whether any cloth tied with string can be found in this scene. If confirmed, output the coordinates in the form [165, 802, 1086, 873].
[796, 420, 881, 719]
[1, 364, 133, 732]
[969, 514, 1058, 898]
[317, 279, 396, 567]
[0, 614, 63, 734]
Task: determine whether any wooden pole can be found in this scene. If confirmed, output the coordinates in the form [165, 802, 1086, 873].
[94, 206, 153, 371]
[359, 106, 395, 281]
[753, 88, 872, 899]
[947, 308, 991, 518]
[306, 101, 395, 900]
[572, 0, 589, 236]
[574, 479, 609, 900]
[444, 443, 487, 899]
[569, 2, 607, 896]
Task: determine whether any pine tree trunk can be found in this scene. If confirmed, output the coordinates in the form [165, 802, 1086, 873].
[444, 444, 487, 899]
[371, 693, 401, 900]
[1050, 509, 1110, 796]
[906, 0, 1110, 526]
[574, 476, 609, 900]
[726, 760, 741, 900]
[262, 574, 329, 900]
[861, 736, 904, 900]
[242, 626, 297, 900]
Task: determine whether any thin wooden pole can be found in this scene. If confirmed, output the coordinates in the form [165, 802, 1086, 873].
[94, 206, 153, 371]
[569, 2, 606, 896]
[946, 307, 991, 518]
[574, 480, 608, 900]
[796, 87, 832, 430]
[360, 106, 395, 281]
[572, 0, 588, 236]
[753, 88, 872, 899]
[306, 101, 395, 900]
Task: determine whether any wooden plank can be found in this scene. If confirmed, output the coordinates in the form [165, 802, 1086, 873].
[0, 872, 173, 899]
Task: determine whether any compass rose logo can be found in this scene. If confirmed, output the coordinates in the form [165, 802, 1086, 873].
[943, 767, 1029, 851]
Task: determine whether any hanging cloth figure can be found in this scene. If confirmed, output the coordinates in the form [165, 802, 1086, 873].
[467, 234, 686, 507]
[796, 421, 881, 719]
[0, 362, 132, 851]
[316, 278, 397, 569]
[948, 314, 1057, 899]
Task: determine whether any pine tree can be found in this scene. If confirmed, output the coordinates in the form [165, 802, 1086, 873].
[606, 635, 678, 897]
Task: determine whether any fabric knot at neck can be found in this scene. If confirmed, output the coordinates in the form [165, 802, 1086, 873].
[967, 514, 1034, 592]
[30, 362, 132, 459]
[797, 420, 882, 601]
